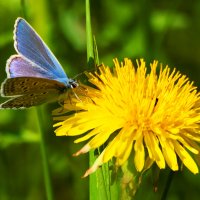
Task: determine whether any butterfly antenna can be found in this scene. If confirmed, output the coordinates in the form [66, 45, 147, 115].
[72, 68, 96, 80]
[72, 89, 82, 102]
[72, 71, 86, 79]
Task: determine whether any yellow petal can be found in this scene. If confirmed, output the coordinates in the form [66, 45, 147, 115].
[73, 144, 91, 156]
[102, 137, 119, 163]
[159, 137, 178, 171]
[134, 134, 145, 171]
[116, 139, 133, 165]
[144, 132, 165, 169]
[173, 140, 199, 174]
[88, 130, 113, 149]
[83, 151, 105, 177]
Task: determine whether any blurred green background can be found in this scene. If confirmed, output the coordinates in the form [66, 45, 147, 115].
[0, 0, 200, 200]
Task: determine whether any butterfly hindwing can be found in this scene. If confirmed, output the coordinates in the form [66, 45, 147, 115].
[0, 90, 62, 109]
[6, 55, 56, 79]
[1, 77, 66, 97]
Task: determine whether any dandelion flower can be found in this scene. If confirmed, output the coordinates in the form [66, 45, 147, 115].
[54, 58, 200, 177]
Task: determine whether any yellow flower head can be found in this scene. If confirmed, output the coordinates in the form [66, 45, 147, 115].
[54, 58, 200, 177]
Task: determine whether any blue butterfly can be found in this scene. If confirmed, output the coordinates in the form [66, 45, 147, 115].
[0, 17, 78, 108]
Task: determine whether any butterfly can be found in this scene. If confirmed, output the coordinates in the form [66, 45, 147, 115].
[0, 17, 78, 109]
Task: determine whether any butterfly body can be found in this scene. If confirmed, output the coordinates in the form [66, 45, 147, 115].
[0, 17, 78, 108]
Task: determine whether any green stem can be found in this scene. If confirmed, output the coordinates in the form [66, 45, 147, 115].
[161, 170, 174, 200]
[36, 107, 54, 200]
[20, 0, 27, 19]
[85, 0, 108, 200]
[86, 0, 94, 69]
[19, 1, 53, 199]
[89, 151, 108, 200]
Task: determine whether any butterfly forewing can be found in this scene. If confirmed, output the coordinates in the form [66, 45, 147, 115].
[14, 18, 68, 82]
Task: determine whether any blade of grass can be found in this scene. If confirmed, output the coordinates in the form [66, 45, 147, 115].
[89, 151, 108, 200]
[85, 0, 108, 200]
[86, 0, 94, 69]
[20, 2, 53, 199]
[36, 107, 54, 200]
[93, 36, 100, 68]
[20, 0, 27, 19]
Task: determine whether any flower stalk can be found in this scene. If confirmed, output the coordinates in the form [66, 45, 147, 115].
[37, 107, 54, 200]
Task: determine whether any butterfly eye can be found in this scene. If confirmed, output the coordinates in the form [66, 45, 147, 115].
[69, 79, 78, 88]
[71, 82, 78, 88]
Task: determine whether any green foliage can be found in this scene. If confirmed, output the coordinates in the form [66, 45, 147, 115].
[0, 0, 200, 199]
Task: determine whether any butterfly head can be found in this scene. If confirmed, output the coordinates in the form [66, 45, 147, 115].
[56, 77, 78, 89]
[68, 78, 78, 89]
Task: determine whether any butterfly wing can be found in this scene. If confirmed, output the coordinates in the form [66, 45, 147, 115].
[13, 17, 68, 84]
[0, 77, 67, 109]
[1, 77, 66, 96]
[0, 91, 60, 109]
[7, 55, 60, 80]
